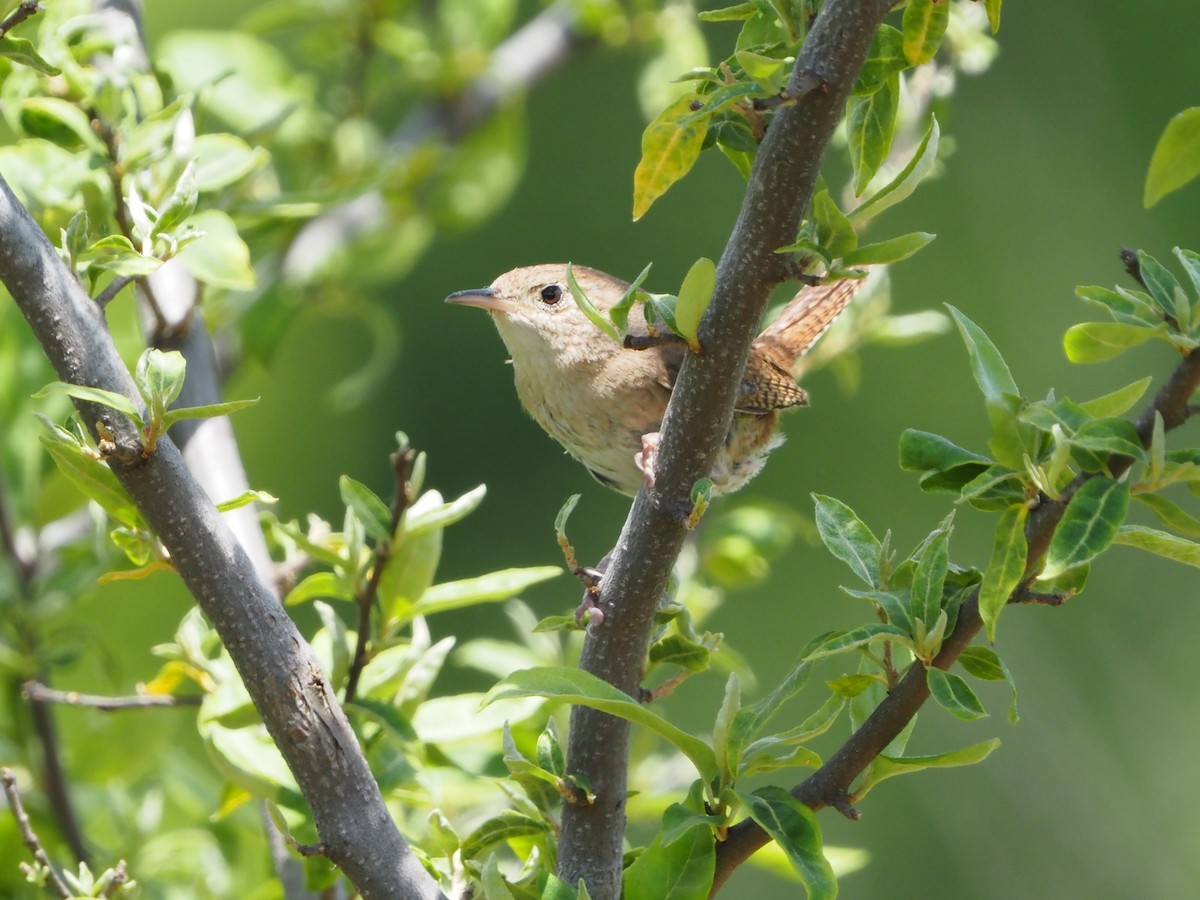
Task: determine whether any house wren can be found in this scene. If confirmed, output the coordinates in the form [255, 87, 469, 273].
[446, 265, 860, 497]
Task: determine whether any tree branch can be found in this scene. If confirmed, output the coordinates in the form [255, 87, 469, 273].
[555, 2, 896, 895]
[0, 176, 445, 900]
[711, 339, 1200, 894]
[2, 767, 74, 899]
[22, 681, 203, 711]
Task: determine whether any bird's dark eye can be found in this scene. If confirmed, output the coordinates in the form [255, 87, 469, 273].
[540, 284, 563, 304]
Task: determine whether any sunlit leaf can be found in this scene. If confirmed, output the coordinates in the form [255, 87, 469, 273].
[1144, 107, 1200, 207]
[633, 93, 709, 221]
[977, 503, 1028, 641]
[1042, 476, 1130, 578]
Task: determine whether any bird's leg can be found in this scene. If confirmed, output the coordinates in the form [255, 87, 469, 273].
[573, 552, 611, 629]
[634, 431, 661, 488]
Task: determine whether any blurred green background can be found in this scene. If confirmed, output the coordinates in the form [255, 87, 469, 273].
[22, 0, 1200, 897]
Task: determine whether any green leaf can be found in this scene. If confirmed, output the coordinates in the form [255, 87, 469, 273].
[482, 667, 718, 782]
[176, 209, 255, 289]
[412, 567, 562, 618]
[1174, 247, 1200, 298]
[1113, 525, 1200, 568]
[623, 827, 715, 900]
[926, 667, 987, 721]
[847, 72, 899, 195]
[1042, 476, 1130, 578]
[215, 489, 277, 512]
[854, 25, 906, 94]
[405, 485, 486, 536]
[34, 382, 145, 429]
[459, 810, 549, 860]
[946, 306, 1019, 405]
[649, 633, 712, 672]
[633, 93, 710, 221]
[804, 623, 912, 662]
[680, 80, 766, 125]
[193, 132, 269, 191]
[735, 49, 787, 93]
[160, 398, 259, 430]
[136, 349, 187, 427]
[985, 0, 1003, 32]
[566, 263, 623, 343]
[1134, 494, 1200, 538]
[1075, 284, 1162, 327]
[78, 234, 162, 278]
[812, 494, 881, 587]
[850, 116, 940, 224]
[698, 3, 757, 23]
[555, 493, 581, 540]
[911, 516, 952, 629]
[609, 262, 654, 332]
[958, 646, 1019, 724]
[1144, 107, 1200, 207]
[1070, 418, 1146, 463]
[734, 787, 836, 900]
[1136, 250, 1185, 321]
[339, 476, 392, 543]
[155, 161, 199, 238]
[854, 739, 1000, 801]
[898, 429, 991, 493]
[1063, 321, 1164, 363]
[18, 98, 104, 152]
[902, 0, 950, 65]
[675, 257, 716, 351]
[841, 231, 935, 266]
[0, 36, 61, 75]
[1079, 377, 1152, 418]
[37, 426, 145, 530]
[812, 189, 857, 259]
[726, 659, 811, 776]
[283, 571, 353, 607]
[977, 503, 1029, 642]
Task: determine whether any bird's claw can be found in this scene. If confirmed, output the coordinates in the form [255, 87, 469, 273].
[634, 431, 661, 488]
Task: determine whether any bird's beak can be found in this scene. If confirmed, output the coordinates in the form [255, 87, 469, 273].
[445, 287, 512, 313]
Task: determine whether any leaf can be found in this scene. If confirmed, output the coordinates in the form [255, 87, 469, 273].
[34, 382, 145, 429]
[283, 571, 353, 607]
[926, 667, 988, 721]
[649, 633, 711, 672]
[850, 116, 940, 224]
[633, 93, 710, 221]
[854, 739, 1000, 800]
[902, 0, 950, 65]
[566, 263, 622, 343]
[623, 828, 714, 900]
[946, 306, 1019, 405]
[1136, 250, 1185, 321]
[339, 475, 392, 543]
[985, 0, 1003, 32]
[37, 429, 144, 529]
[847, 72, 899, 195]
[674, 257, 715, 351]
[1113, 525, 1200, 568]
[216, 489, 277, 512]
[0, 36, 61, 75]
[1069, 418, 1146, 463]
[404, 484, 486, 536]
[193, 132, 269, 191]
[911, 516, 952, 629]
[958, 646, 1019, 724]
[483, 667, 718, 782]
[1063, 321, 1164, 363]
[18, 98, 104, 152]
[608, 262, 654, 332]
[1042, 476, 1130, 578]
[812, 494, 881, 587]
[154, 161, 199, 238]
[176, 210, 255, 289]
[841, 231, 935, 266]
[136, 349, 187, 427]
[411, 567, 562, 617]
[1134, 494, 1200, 538]
[734, 787, 836, 900]
[1079, 377, 1153, 418]
[459, 810, 549, 860]
[812, 189, 857, 259]
[898, 429, 991, 493]
[160, 398, 259, 429]
[977, 503, 1029, 642]
[804, 623, 912, 662]
[1144, 107, 1200, 207]
[854, 25, 906, 94]
[726, 659, 811, 776]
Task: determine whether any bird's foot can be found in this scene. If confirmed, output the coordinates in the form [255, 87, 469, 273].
[634, 431, 661, 488]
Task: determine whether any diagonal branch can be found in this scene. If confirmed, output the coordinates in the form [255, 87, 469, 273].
[711, 340, 1200, 894]
[554, 1, 897, 895]
[0, 175, 445, 900]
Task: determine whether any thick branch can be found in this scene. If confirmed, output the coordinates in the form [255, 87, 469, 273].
[0, 177, 444, 900]
[711, 341, 1200, 893]
[555, 2, 896, 895]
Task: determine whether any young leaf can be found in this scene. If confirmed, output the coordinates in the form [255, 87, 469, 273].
[160, 398, 260, 430]
[216, 489, 278, 513]
[1063, 321, 1164, 363]
[850, 116, 939, 224]
[847, 73, 899, 195]
[733, 787, 836, 900]
[1042, 476, 1130, 578]
[459, 811, 549, 860]
[1136, 250, 1184, 320]
[1079, 377, 1153, 418]
[37, 430, 145, 530]
[411, 567, 562, 617]
[854, 739, 1001, 800]
[986, 0, 1003, 32]
[812, 494, 881, 587]
[176, 209, 256, 289]
[1144, 107, 1200, 207]
[566, 263, 623, 343]
[675, 257, 716, 352]
[977, 503, 1029, 642]
[902, 0, 950, 65]
[1113, 525, 1200, 568]
[812, 189, 857, 259]
[482, 667, 719, 782]
[946, 306, 1019, 405]
[633, 93, 710, 221]
[804, 623, 912, 662]
[842, 231, 935, 266]
[404, 485, 486, 536]
[34, 382, 145, 429]
[911, 516, 952, 629]
[623, 828, 715, 900]
[1134, 494, 1200, 538]
[958, 646, 1019, 724]
[339, 475, 392, 543]
[854, 24, 906, 94]
[926, 667, 988, 721]
[0, 36, 62, 75]
[608, 262, 654, 333]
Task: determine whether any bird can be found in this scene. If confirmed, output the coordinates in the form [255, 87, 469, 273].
[445, 264, 861, 497]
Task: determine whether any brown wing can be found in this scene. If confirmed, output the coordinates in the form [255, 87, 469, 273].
[754, 276, 863, 367]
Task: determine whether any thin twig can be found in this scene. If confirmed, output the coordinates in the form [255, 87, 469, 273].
[23, 681, 203, 711]
[1, 768, 74, 899]
[0, 0, 41, 39]
[93, 274, 135, 309]
[344, 444, 414, 704]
